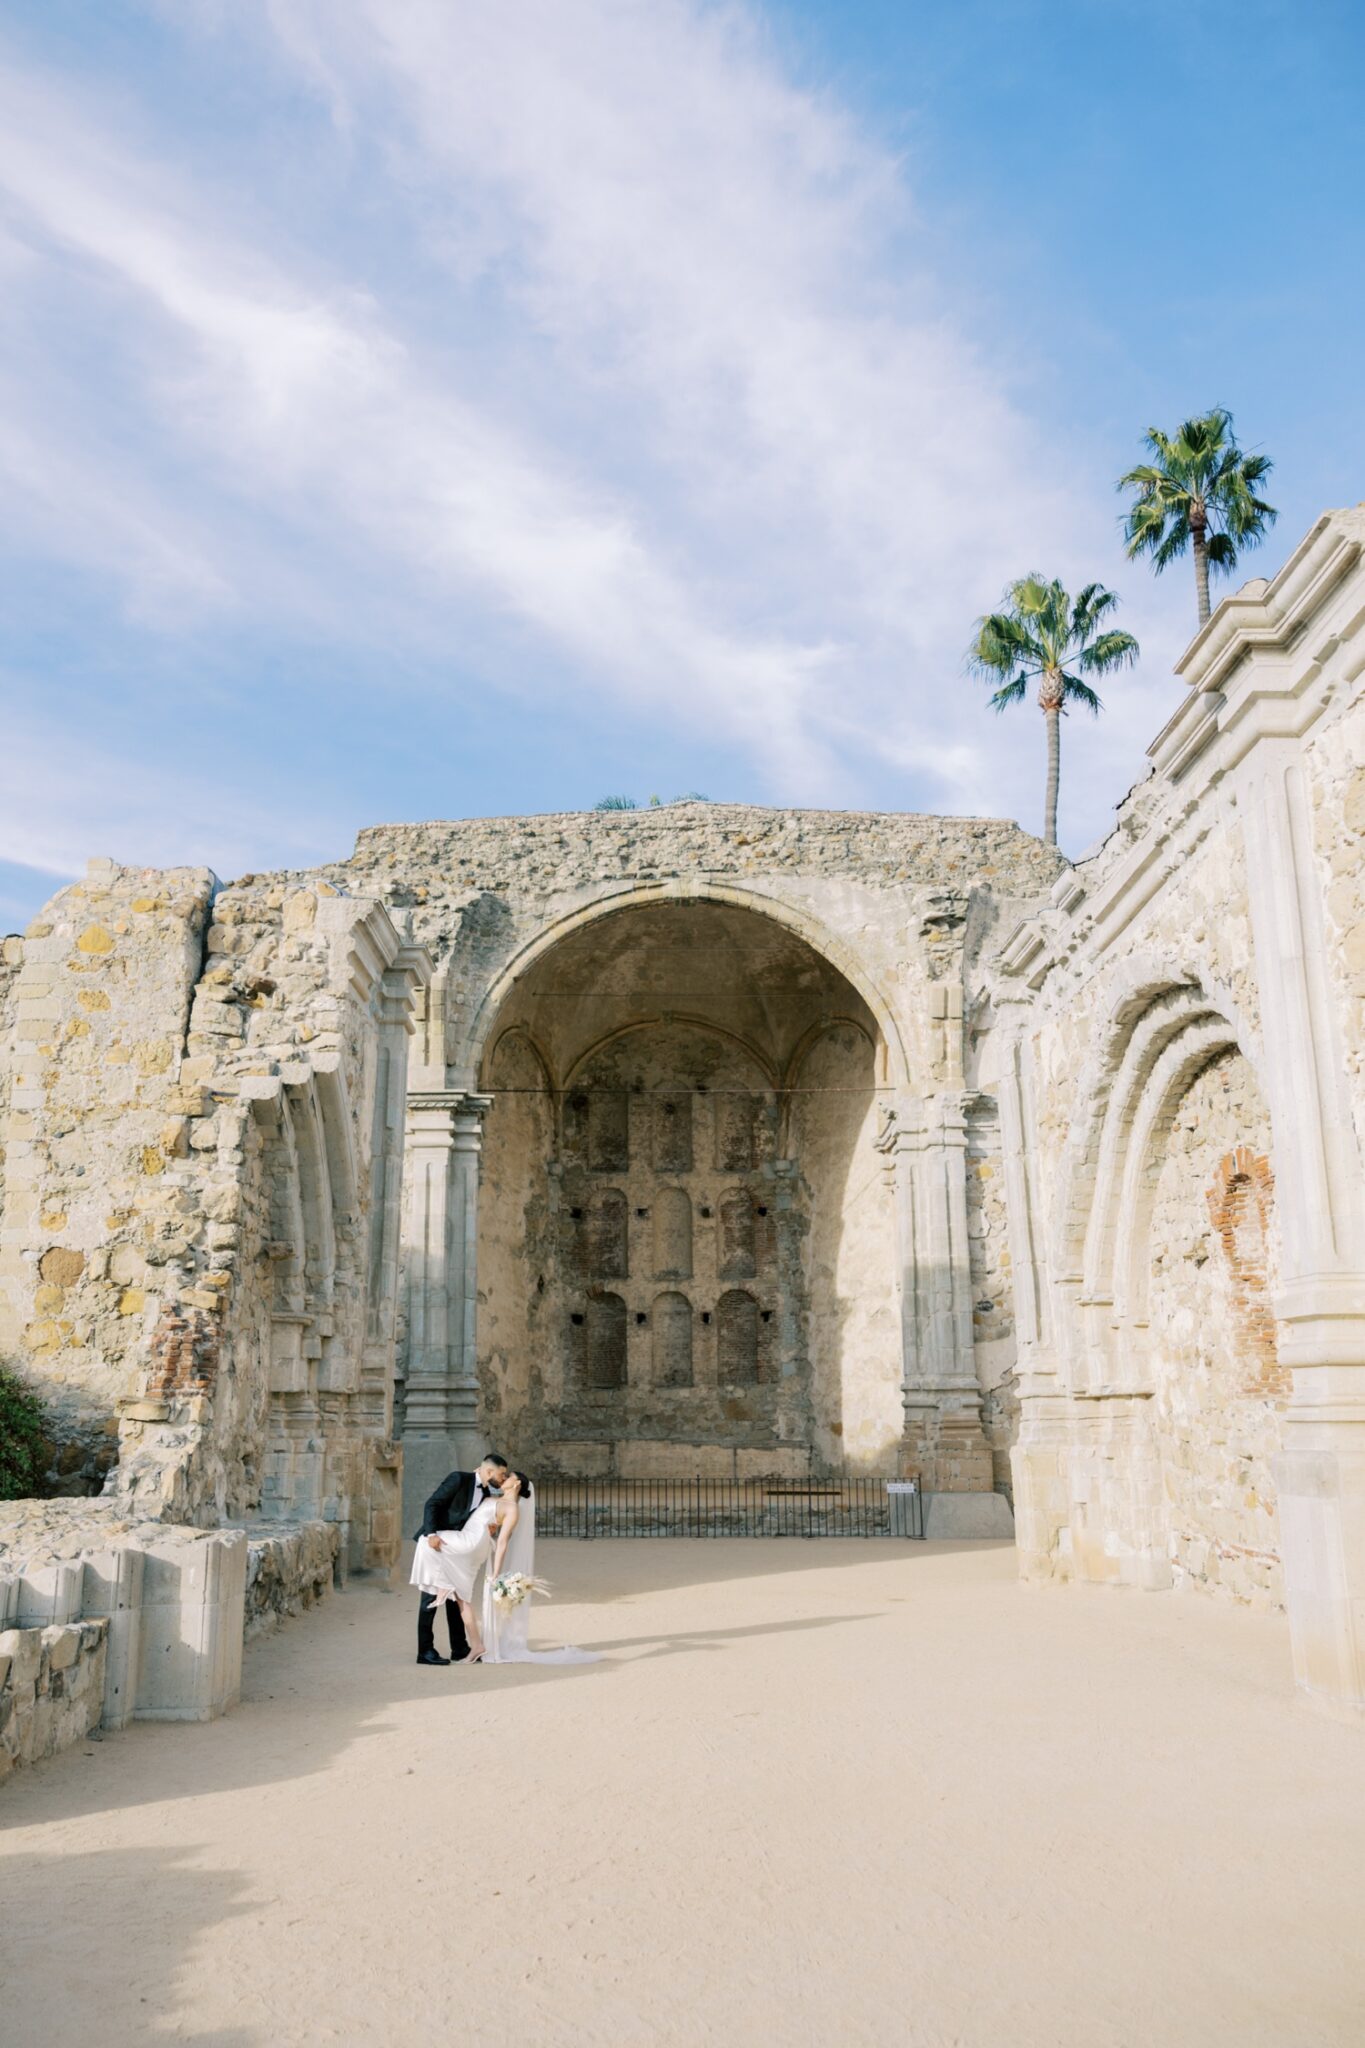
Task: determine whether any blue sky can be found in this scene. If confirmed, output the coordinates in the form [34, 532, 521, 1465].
[2, 0, 1362, 931]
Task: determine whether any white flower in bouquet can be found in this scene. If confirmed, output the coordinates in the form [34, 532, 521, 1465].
[490, 1571, 551, 1610]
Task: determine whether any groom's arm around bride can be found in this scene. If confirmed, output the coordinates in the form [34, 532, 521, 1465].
[413, 1454, 509, 1665]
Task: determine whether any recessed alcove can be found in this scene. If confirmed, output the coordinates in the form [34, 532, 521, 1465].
[475, 897, 900, 1475]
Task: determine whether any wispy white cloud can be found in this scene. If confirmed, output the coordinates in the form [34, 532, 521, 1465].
[0, 0, 1183, 890]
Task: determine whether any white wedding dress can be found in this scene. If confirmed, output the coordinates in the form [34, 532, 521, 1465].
[408, 1494, 499, 1602]
[478, 1495, 600, 1666]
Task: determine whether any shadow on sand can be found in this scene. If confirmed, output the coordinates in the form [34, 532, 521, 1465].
[0, 1843, 259, 2048]
[0, 1539, 953, 1830]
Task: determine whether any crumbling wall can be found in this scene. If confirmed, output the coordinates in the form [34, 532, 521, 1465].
[0, 1616, 107, 1781]
[1147, 1049, 1285, 1606]
[0, 861, 426, 1781]
[0, 860, 216, 1494]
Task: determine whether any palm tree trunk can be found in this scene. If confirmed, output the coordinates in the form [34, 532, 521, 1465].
[1043, 705, 1060, 846]
[1192, 510, 1211, 627]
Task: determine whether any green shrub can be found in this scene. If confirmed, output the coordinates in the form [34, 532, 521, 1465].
[0, 1364, 50, 1500]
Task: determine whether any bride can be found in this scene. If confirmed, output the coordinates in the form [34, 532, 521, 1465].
[409, 1471, 598, 1666]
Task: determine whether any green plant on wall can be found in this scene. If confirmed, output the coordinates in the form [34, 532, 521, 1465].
[0, 1363, 50, 1500]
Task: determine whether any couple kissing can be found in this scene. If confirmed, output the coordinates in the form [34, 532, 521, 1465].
[409, 1453, 598, 1669]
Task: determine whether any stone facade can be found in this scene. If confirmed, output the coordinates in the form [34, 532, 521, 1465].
[993, 505, 1365, 1717]
[4, 504, 1365, 1752]
[0, 862, 429, 1769]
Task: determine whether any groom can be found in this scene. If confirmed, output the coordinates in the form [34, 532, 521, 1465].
[414, 1452, 510, 1666]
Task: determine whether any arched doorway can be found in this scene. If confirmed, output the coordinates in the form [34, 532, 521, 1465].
[474, 898, 901, 1477]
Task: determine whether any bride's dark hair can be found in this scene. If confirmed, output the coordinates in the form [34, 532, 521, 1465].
[511, 1470, 533, 1499]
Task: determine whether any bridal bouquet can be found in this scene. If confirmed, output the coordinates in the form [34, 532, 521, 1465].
[490, 1572, 551, 1610]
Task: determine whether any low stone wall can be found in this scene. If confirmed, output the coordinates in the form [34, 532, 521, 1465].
[244, 1519, 342, 1638]
[0, 1499, 357, 1782]
[0, 1500, 246, 1772]
[0, 1617, 107, 1782]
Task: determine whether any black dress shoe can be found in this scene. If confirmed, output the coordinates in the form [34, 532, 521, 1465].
[416, 1649, 450, 1666]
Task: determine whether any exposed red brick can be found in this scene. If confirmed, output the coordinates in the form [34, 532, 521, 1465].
[1205, 1148, 1286, 1397]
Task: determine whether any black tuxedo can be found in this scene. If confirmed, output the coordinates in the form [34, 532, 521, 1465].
[415, 1469, 486, 1660]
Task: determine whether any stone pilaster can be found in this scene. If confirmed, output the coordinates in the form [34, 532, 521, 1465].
[399, 1089, 493, 1525]
[1242, 750, 1365, 1713]
[996, 1026, 1071, 1575]
[876, 1091, 998, 1505]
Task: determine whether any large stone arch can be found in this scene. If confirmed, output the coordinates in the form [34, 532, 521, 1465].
[458, 879, 912, 1091]
[470, 891, 904, 1478]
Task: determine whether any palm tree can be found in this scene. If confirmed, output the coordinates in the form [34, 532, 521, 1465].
[1119, 408, 1276, 629]
[968, 576, 1139, 847]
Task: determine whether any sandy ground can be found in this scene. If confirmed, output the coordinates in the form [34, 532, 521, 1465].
[2, 1539, 1363, 2048]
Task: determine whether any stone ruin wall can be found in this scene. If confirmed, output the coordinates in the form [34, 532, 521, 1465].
[1148, 1048, 1284, 1605]
[0, 858, 426, 1770]
[997, 509, 1365, 1696]
[0, 862, 218, 1498]
[0, 861, 421, 1537]
[329, 804, 1065, 1498]
[3, 505, 1365, 1764]
[1001, 789, 1287, 1601]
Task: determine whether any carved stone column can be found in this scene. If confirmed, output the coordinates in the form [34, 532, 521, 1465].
[399, 1090, 493, 1526]
[996, 1026, 1070, 1576]
[876, 1091, 1006, 1530]
[1242, 750, 1365, 1714]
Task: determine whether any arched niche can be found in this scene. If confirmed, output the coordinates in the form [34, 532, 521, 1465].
[651, 1292, 694, 1388]
[653, 1187, 693, 1279]
[571, 1292, 627, 1392]
[717, 1289, 760, 1385]
[474, 895, 893, 1474]
[718, 1187, 757, 1279]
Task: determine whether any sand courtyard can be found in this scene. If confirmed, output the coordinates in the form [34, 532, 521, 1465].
[2, 1539, 1362, 2047]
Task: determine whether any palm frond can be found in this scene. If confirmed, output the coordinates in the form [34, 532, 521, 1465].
[987, 676, 1030, 712]
[1072, 583, 1118, 636]
[1062, 675, 1103, 715]
[968, 606, 1046, 680]
[1079, 629, 1140, 673]
[1151, 518, 1192, 571]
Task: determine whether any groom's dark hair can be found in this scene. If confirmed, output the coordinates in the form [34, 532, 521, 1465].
[483, 1451, 510, 1470]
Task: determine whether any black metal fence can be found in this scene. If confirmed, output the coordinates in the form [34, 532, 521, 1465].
[534, 1476, 925, 1539]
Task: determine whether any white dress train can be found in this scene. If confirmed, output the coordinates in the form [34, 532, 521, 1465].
[479, 1496, 600, 1666]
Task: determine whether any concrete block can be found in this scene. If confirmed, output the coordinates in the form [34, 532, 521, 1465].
[82, 1547, 146, 1731]
[134, 1531, 246, 1722]
[923, 1491, 1016, 1540]
[16, 1560, 84, 1627]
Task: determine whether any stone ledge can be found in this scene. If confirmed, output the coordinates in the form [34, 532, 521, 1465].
[923, 1492, 1016, 1540]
